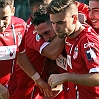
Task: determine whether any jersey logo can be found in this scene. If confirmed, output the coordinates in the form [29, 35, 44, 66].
[67, 55, 72, 69]
[36, 34, 41, 41]
[85, 48, 96, 62]
[84, 42, 94, 48]
[0, 45, 17, 60]
[56, 54, 67, 70]
[73, 45, 78, 59]
[33, 30, 37, 34]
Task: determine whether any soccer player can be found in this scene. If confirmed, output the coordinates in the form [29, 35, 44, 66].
[46, 0, 99, 99]
[32, 1, 91, 99]
[9, 0, 64, 99]
[9, 0, 90, 99]
[32, 7, 67, 99]
[0, 0, 53, 99]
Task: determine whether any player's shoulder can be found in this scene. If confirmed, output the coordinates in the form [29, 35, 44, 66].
[80, 24, 98, 42]
[83, 24, 97, 35]
[11, 16, 26, 27]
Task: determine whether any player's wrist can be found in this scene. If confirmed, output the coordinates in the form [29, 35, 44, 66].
[31, 72, 40, 81]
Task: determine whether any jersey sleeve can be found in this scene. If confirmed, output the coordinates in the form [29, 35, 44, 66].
[80, 32, 99, 73]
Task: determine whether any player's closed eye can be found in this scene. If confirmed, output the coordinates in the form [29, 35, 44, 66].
[2, 16, 8, 20]
[44, 31, 50, 35]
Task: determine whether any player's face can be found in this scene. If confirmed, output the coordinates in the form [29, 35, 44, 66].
[34, 22, 56, 42]
[50, 10, 75, 38]
[0, 5, 13, 32]
[89, 1, 99, 29]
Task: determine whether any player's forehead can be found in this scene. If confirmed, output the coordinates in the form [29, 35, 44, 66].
[35, 22, 50, 32]
[50, 11, 69, 23]
[89, 0, 99, 9]
[0, 5, 11, 18]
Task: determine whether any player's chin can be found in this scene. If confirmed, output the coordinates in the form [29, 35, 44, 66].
[57, 33, 66, 38]
[91, 21, 99, 28]
[0, 27, 6, 32]
[93, 24, 99, 29]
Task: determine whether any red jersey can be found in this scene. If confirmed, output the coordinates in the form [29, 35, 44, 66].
[66, 24, 99, 99]
[76, 1, 89, 21]
[9, 16, 47, 99]
[94, 29, 99, 35]
[0, 16, 26, 86]
[9, 16, 67, 99]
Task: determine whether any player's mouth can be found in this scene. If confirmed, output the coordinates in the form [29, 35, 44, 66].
[0, 25, 6, 32]
[91, 19, 98, 24]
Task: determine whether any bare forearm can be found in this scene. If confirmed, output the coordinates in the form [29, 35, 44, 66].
[17, 52, 53, 97]
[64, 72, 99, 86]
[42, 36, 65, 60]
[16, 52, 37, 77]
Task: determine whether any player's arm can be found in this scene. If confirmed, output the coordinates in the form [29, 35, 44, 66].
[41, 36, 65, 60]
[0, 84, 9, 99]
[48, 34, 99, 88]
[16, 52, 53, 97]
[48, 72, 99, 88]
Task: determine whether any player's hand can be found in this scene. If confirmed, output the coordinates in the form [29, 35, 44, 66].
[0, 84, 9, 99]
[43, 84, 63, 99]
[35, 78, 53, 97]
[48, 74, 65, 88]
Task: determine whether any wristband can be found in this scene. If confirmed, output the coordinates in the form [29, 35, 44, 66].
[31, 72, 40, 81]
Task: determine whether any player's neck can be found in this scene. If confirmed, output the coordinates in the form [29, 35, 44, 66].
[69, 22, 85, 39]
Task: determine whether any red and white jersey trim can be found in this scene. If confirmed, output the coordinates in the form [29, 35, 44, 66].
[89, 68, 99, 73]
[39, 42, 49, 54]
[19, 49, 26, 53]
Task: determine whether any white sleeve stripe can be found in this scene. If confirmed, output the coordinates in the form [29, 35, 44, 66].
[89, 68, 99, 73]
[39, 42, 50, 54]
[19, 49, 26, 53]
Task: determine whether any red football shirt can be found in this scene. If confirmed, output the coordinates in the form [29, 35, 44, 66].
[0, 16, 26, 86]
[9, 16, 67, 99]
[9, 17, 48, 99]
[26, 17, 67, 99]
[66, 24, 99, 99]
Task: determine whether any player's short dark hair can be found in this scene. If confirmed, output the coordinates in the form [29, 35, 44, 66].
[32, 6, 50, 26]
[0, 0, 14, 8]
[47, 0, 75, 14]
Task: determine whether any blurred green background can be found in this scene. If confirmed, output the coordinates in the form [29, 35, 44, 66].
[14, 0, 88, 21]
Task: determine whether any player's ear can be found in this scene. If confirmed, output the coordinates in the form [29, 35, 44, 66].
[78, 13, 86, 23]
[11, 7, 15, 16]
[72, 14, 78, 24]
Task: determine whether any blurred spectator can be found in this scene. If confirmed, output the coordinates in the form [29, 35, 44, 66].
[14, 0, 88, 23]
[14, 0, 30, 21]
